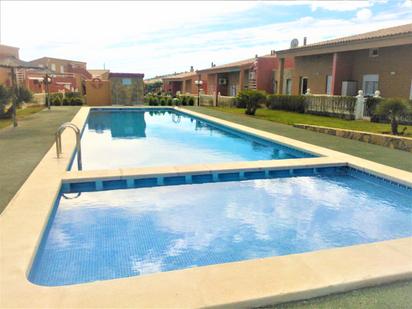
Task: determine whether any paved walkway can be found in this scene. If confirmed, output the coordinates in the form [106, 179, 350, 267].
[0, 106, 80, 213]
[185, 107, 412, 172]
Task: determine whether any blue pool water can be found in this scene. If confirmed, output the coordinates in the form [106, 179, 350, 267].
[29, 168, 412, 286]
[72, 109, 314, 170]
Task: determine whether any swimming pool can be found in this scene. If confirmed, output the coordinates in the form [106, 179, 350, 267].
[29, 166, 412, 286]
[71, 108, 314, 170]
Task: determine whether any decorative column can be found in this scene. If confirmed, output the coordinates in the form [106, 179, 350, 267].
[278, 58, 285, 94]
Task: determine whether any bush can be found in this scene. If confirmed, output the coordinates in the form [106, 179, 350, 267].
[172, 98, 181, 106]
[159, 97, 167, 106]
[375, 98, 411, 135]
[48, 93, 64, 106]
[15, 86, 33, 106]
[152, 97, 159, 106]
[70, 97, 84, 106]
[365, 97, 384, 122]
[167, 97, 173, 106]
[236, 90, 266, 115]
[62, 97, 71, 106]
[0, 85, 11, 115]
[188, 96, 195, 106]
[180, 96, 187, 106]
[266, 95, 306, 113]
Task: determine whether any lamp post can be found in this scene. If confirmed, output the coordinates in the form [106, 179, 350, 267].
[43, 74, 52, 110]
[195, 73, 203, 107]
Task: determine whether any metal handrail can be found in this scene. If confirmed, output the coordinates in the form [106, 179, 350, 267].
[55, 122, 82, 170]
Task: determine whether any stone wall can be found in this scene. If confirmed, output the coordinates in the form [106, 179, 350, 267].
[294, 124, 412, 152]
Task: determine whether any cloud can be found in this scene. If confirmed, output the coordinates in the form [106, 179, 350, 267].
[356, 8, 373, 20]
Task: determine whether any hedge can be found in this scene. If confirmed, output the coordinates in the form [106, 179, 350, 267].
[266, 95, 306, 113]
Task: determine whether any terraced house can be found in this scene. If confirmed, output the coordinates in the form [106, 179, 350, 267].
[162, 68, 207, 96]
[196, 54, 293, 97]
[276, 23, 412, 99]
[27, 57, 92, 94]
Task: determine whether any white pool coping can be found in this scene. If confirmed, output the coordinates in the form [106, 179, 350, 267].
[1, 106, 411, 308]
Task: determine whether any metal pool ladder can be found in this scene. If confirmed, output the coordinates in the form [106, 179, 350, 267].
[55, 122, 82, 170]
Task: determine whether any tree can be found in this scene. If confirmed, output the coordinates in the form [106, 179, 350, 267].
[375, 98, 411, 135]
[236, 90, 267, 115]
[15, 86, 33, 107]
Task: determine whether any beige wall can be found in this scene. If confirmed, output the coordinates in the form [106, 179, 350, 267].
[85, 80, 111, 106]
[292, 54, 333, 95]
[350, 45, 412, 98]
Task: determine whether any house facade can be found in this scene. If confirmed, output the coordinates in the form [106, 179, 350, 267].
[276, 23, 412, 99]
[28, 57, 92, 94]
[197, 54, 292, 97]
[162, 68, 207, 96]
[0, 44, 20, 86]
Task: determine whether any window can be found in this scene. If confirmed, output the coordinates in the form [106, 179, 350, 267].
[326, 75, 332, 95]
[362, 74, 379, 96]
[285, 79, 292, 95]
[122, 78, 132, 85]
[60, 65, 64, 73]
[249, 71, 256, 80]
[230, 85, 237, 97]
[369, 48, 379, 57]
[50, 63, 56, 71]
[299, 77, 308, 95]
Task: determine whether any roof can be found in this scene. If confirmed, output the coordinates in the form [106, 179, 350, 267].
[109, 72, 144, 78]
[162, 71, 197, 81]
[88, 69, 110, 77]
[277, 23, 412, 56]
[29, 56, 87, 65]
[197, 58, 255, 73]
[0, 56, 44, 69]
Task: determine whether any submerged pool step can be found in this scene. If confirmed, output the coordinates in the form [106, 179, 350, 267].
[62, 166, 356, 194]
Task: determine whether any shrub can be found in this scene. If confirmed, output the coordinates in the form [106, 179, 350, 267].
[365, 97, 384, 122]
[180, 96, 187, 106]
[172, 98, 181, 106]
[159, 97, 167, 106]
[188, 96, 195, 106]
[15, 86, 33, 106]
[266, 95, 306, 113]
[49, 93, 64, 106]
[152, 96, 159, 106]
[236, 90, 266, 115]
[70, 97, 84, 106]
[167, 97, 173, 106]
[0, 85, 11, 115]
[62, 97, 71, 106]
[375, 98, 411, 135]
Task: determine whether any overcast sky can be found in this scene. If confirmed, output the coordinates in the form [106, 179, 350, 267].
[1, 0, 411, 78]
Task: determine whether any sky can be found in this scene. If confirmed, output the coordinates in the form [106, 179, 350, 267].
[1, 0, 412, 79]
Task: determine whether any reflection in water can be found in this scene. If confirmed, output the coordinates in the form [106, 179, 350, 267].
[87, 111, 146, 139]
[74, 109, 311, 170]
[29, 175, 412, 286]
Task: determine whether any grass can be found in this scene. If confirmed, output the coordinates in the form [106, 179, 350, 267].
[209, 106, 412, 136]
[0, 105, 46, 129]
[269, 280, 412, 309]
[0, 106, 81, 213]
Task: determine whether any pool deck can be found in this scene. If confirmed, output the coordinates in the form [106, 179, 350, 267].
[1, 106, 411, 308]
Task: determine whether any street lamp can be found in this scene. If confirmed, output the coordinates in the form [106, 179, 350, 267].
[195, 73, 203, 107]
[43, 74, 53, 110]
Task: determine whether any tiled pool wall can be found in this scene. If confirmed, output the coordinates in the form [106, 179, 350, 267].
[61, 165, 412, 194]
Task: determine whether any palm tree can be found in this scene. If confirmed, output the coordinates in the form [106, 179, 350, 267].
[375, 98, 411, 135]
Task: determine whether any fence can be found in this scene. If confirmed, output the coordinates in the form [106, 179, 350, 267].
[304, 94, 357, 119]
[197, 94, 236, 107]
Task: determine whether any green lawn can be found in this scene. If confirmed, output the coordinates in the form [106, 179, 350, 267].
[209, 106, 412, 136]
[0, 105, 46, 129]
[0, 106, 81, 213]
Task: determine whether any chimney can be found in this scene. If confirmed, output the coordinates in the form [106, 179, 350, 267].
[190, 66, 194, 72]
[255, 54, 258, 58]
[270, 50, 276, 55]
[303, 37, 307, 46]
[211, 62, 214, 67]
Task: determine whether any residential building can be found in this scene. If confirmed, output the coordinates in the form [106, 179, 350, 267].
[276, 23, 412, 99]
[196, 54, 291, 97]
[0, 44, 20, 86]
[162, 67, 207, 96]
[28, 57, 92, 94]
